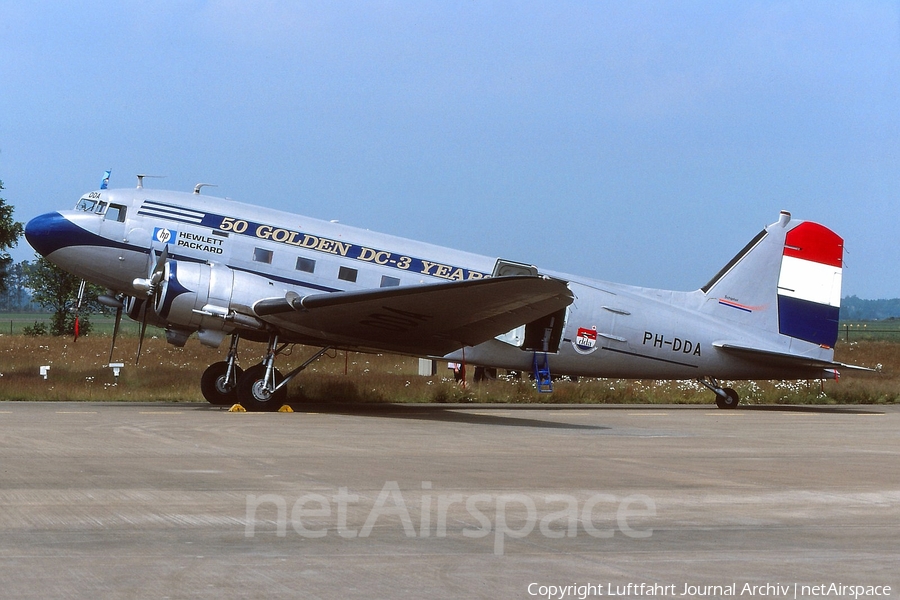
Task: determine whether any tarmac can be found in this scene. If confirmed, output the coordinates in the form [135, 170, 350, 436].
[0, 401, 898, 599]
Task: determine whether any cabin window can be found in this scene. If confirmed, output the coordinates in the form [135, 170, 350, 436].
[105, 204, 127, 222]
[253, 248, 273, 264]
[338, 266, 358, 282]
[296, 257, 316, 273]
[380, 276, 400, 288]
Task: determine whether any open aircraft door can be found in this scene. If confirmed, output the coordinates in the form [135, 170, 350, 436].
[492, 258, 567, 353]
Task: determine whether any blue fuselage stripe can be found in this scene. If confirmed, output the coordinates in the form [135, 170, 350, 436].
[37, 215, 341, 295]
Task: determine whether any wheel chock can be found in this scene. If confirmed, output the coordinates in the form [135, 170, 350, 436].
[228, 404, 246, 412]
[278, 405, 294, 413]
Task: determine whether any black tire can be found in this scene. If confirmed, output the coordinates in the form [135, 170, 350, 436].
[715, 387, 740, 409]
[200, 361, 243, 406]
[237, 364, 286, 412]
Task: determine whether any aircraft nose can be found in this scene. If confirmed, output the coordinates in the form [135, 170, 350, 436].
[25, 212, 72, 257]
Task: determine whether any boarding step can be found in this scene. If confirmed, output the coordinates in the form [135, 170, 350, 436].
[533, 352, 553, 393]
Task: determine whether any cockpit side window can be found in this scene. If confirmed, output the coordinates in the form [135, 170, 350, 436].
[96, 201, 108, 215]
[75, 198, 98, 212]
[105, 204, 127, 223]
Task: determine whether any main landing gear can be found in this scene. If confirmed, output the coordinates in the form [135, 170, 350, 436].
[200, 334, 243, 406]
[698, 377, 740, 409]
[200, 333, 331, 411]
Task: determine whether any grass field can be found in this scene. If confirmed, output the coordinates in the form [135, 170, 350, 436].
[0, 312, 153, 337]
[838, 320, 900, 342]
[0, 329, 896, 405]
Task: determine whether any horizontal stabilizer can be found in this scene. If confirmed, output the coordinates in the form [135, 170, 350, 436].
[254, 276, 574, 356]
[713, 342, 876, 373]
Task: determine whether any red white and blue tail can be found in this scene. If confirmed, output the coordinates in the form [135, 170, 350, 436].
[777, 222, 843, 348]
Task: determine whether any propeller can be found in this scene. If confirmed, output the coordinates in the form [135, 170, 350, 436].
[133, 247, 169, 364]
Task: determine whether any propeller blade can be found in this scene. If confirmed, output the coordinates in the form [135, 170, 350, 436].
[108, 304, 123, 365]
[135, 246, 169, 365]
[151, 246, 168, 279]
[73, 279, 86, 342]
[136, 301, 149, 365]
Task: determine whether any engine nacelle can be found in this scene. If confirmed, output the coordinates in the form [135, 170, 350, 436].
[152, 260, 270, 344]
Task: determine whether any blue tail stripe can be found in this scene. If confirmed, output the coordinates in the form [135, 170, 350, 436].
[778, 295, 840, 347]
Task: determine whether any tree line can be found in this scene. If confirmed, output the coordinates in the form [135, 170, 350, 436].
[840, 296, 900, 322]
[0, 179, 106, 336]
[1, 256, 108, 337]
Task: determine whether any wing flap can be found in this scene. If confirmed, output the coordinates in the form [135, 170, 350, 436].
[253, 276, 574, 356]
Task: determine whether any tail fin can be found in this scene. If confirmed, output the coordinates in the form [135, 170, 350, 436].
[700, 211, 843, 348]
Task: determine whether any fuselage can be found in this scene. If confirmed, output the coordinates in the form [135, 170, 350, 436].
[25, 187, 835, 381]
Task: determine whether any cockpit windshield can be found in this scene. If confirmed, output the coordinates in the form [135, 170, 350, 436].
[75, 197, 98, 212]
[73, 196, 127, 222]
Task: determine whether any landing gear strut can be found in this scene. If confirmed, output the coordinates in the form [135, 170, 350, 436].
[226, 333, 332, 412]
[698, 377, 740, 409]
[200, 334, 243, 406]
[236, 333, 288, 412]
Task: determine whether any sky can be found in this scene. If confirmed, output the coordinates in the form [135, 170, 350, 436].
[1, 1, 898, 298]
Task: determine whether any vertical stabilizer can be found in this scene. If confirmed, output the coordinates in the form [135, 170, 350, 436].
[701, 213, 843, 348]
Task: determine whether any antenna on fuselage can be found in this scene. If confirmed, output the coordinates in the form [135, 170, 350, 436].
[193, 183, 218, 194]
[136, 174, 166, 189]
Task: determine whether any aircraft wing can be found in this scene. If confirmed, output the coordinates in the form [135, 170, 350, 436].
[713, 342, 876, 372]
[253, 276, 574, 356]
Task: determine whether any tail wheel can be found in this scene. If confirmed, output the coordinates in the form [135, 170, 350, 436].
[200, 361, 244, 406]
[237, 363, 286, 412]
[715, 387, 740, 409]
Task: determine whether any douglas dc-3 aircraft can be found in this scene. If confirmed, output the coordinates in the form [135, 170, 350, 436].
[25, 176, 856, 411]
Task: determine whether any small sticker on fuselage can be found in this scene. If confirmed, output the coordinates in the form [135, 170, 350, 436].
[153, 227, 176, 244]
[573, 327, 599, 354]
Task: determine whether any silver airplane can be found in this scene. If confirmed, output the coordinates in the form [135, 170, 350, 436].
[24, 177, 857, 410]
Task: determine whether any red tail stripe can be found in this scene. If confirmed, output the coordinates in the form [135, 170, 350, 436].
[782, 222, 843, 268]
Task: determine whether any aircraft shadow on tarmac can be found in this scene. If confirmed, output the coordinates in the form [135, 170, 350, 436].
[296, 403, 615, 430]
[738, 404, 885, 414]
[194, 402, 884, 425]
[358, 403, 884, 419]
[204, 402, 612, 430]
